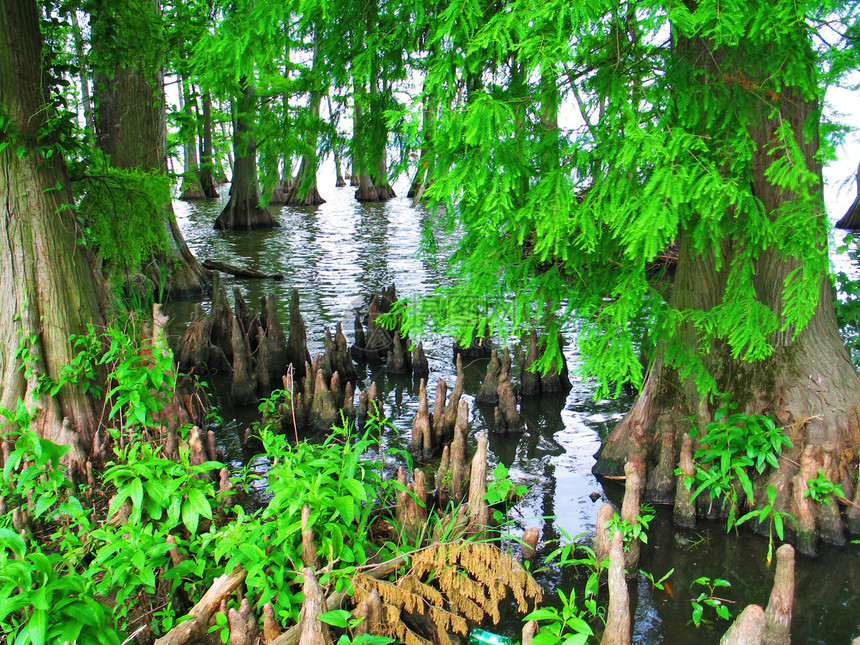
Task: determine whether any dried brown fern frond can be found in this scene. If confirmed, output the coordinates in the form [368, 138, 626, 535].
[349, 540, 543, 644]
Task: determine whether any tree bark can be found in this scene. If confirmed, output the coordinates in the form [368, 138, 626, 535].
[215, 79, 280, 230]
[91, 0, 209, 297]
[594, 14, 860, 548]
[178, 74, 205, 200]
[198, 90, 220, 198]
[0, 0, 106, 462]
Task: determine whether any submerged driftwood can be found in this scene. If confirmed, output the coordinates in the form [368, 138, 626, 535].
[203, 259, 285, 280]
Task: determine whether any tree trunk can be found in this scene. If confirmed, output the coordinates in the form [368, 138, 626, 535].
[286, 85, 325, 206]
[352, 94, 380, 202]
[408, 82, 436, 200]
[835, 161, 860, 229]
[70, 10, 94, 139]
[179, 74, 206, 200]
[328, 93, 347, 188]
[0, 0, 106, 465]
[594, 16, 860, 550]
[215, 80, 280, 230]
[198, 90, 219, 198]
[92, 0, 209, 297]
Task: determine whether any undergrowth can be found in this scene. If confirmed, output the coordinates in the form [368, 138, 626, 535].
[0, 325, 545, 643]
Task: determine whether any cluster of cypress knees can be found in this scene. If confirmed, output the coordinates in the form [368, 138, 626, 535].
[175, 279, 572, 458]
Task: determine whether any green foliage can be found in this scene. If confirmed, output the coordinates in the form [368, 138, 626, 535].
[484, 462, 529, 524]
[523, 590, 595, 645]
[689, 577, 733, 628]
[606, 505, 655, 548]
[0, 530, 121, 645]
[833, 234, 860, 365]
[74, 155, 171, 279]
[804, 469, 846, 503]
[542, 528, 603, 619]
[678, 402, 792, 532]
[102, 438, 223, 532]
[641, 568, 675, 592]
[0, 430, 75, 524]
[524, 532, 600, 644]
[736, 485, 794, 566]
[208, 407, 396, 622]
[100, 323, 177, 430]
[318, 610, 395, 645]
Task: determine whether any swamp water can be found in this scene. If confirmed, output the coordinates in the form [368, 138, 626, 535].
[170, 182, 860, 644]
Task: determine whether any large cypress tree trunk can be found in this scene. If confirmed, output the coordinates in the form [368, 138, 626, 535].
[1, 0, 106, 470]
[92, 0, 209, 297]
[215, 80, 279, 230]
[594, 18, 860, 551]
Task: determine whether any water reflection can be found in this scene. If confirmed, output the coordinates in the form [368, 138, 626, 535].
[170, 180, 860, 645]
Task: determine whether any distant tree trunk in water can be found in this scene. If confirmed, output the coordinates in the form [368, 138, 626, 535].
[593, 19, 860, 552]
[326, 92, 347, 187]
[92, 0, 208, 297]
[835, 161, 860, 229]
[334, 151, 346, 187]
[179, 75, 205, 200]
[408, 90, 436, 200]
[286, 62, 325, 207]
[1, 0, 106, 469]
[539, 64, 560, 177]
[353, 97, 380, 202]
[369, 74, 395, 200]
[350, 157, 360, 186]
[409, 44, 438, 201]
[198, 90, 219, 198]
[218, 101, 233, 178]
[215, 80, 279, 230]
[71, 10, 94, 138]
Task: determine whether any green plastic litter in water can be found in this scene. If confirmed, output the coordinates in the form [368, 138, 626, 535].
[468, 628, 515, 645]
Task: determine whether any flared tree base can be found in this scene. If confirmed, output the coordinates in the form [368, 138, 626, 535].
[835, 197, 860, 229]
[214, 196, 280, 230]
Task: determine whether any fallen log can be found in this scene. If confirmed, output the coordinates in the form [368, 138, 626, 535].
[154, 565, 247, 645]
[203, 259, 285, 280]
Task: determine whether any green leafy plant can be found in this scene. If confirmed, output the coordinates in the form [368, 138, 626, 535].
[318, 609, 395, 645]
[207, 611, 231, 644]
[737, 485, 796, 565]
[605, 505, 655, 548]
[211, 415, 396, 622]
[804, 469, 846, 503]
[689, 576, 734, 628]
[542, 528, 603, 618]
[0, 429, 77, 525]
[101, 324, 176, 431]
[103, 437, 223, 532]
[523, 589, 595, 645]
[0, 530, 121, 645]
[641, 568, 675, 592]
[678, 402, 791, 531]
[484, 462, 528, 524]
